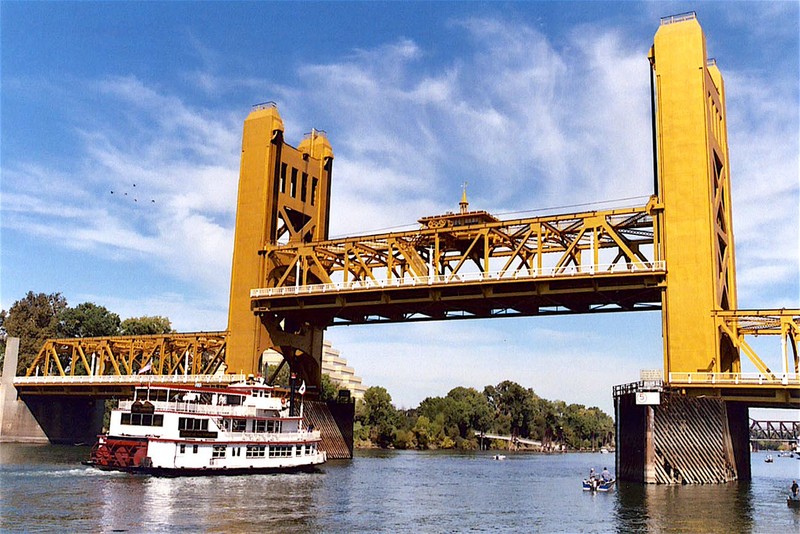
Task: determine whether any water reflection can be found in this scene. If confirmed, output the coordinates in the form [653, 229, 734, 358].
[615, 481, 755, 533]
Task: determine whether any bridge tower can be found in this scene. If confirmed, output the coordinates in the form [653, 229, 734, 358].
[226, 103, 334, 389]
[614, 13, 751, 484]
[653, 14, 739, 377]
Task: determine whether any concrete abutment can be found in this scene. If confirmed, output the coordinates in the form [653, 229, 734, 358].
[1, 338, 104, 444]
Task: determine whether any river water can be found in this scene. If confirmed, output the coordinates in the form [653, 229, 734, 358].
[1, 445, 798, 533]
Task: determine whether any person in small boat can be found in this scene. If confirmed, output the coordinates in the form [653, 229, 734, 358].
[792, 480, 799, 498]
[588, 468, 596, 480]
[601, 467, 612, 482]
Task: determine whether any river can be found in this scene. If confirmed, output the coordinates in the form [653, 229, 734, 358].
[1, 445, 798, 533]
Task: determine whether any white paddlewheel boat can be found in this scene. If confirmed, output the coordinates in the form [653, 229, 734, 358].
[85, 379, 326, 476]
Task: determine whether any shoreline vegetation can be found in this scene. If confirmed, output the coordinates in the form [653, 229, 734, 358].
[350, 383, 614, 452]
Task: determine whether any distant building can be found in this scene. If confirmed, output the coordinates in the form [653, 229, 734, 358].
[320, 342, 367, 401]
[261, 341, 367, 401]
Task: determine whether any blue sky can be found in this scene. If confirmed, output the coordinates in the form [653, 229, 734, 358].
[2, 2, 798, 415]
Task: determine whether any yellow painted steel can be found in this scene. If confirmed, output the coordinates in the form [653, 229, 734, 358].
[24, 332, 227, 377]
[225, 103, 333, 377]
[250, 200, 666, 324]
[652, 14, 739, 377]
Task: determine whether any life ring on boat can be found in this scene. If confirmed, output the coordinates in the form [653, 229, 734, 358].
[281, 397, 287, 406]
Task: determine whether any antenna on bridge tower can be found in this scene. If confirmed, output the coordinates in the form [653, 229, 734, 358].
[459, 182, 469, 214]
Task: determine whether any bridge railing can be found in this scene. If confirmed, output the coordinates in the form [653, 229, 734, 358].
[668, 372, 800, 386]
[13, 374, 248, 387]
[251, 261, 667, 298]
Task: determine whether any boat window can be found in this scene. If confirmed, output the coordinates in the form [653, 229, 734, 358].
[212, 445, 226, 459]
[266, 420, 282, 433]
[179, 444, 186, 454]
[121, 412, 163, 427]
[268, 445, 293, 458]
[179, 417, 209, 431]
[193, 444, 198, 454]
[231, 419, 247, 432]
[245, 445, 266, 458]
[254, 420, 266, 432]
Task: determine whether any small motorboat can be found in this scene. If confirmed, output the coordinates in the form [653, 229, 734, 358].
[583, 477, 615, 492]
[492, 454, 507, 461]
[765, 454, 774, 463]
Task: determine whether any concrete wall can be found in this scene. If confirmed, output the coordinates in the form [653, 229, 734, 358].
[0, 338, 48, 443]
[1, 337, 105, 444]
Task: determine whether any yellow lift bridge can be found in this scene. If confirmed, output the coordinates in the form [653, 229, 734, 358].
[17, 14, 799, 408]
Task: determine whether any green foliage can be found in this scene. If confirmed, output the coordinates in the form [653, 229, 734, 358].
[268, 363, 291, 388]
[1, 292, 68, 374]
[443, 386, 492, 438]
[319, 373, 339, 401]
[393, 428, 416, 449]
[360, 386, 398, 428]
[119, 316, 173, 335]
[351, 378, 615, 451]
[57, 302, 121, 338]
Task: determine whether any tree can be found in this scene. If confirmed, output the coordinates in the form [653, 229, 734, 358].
[359, 386, 399, 448]
[484, 380, 536, 438]
[57, 302, 120, 338]
[319, 373, 339, 401]
[120, 316, 173, 335]
[444, 387, 492, 438]
[0, 292, 68, 374]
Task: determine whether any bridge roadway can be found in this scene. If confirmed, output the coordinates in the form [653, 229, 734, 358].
[252, 261, 666, 325]
[13, 374, 248, 397]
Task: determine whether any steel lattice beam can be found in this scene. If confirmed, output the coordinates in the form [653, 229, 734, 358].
[251, 199, 665, 326]
[24, 332, 228, 379]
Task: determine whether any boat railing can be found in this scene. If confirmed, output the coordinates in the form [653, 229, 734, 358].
[117, 400, 282, 417]
[217, 430, 322, 443]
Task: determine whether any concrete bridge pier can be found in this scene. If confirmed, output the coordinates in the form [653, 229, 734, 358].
[614, 383, 750, 484]
[1, 338, 104, 444]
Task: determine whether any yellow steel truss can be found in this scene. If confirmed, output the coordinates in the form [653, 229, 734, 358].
[24, 332, 227, 378]
[252, 199, 666, 324]
[715, 310, 800, 376]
